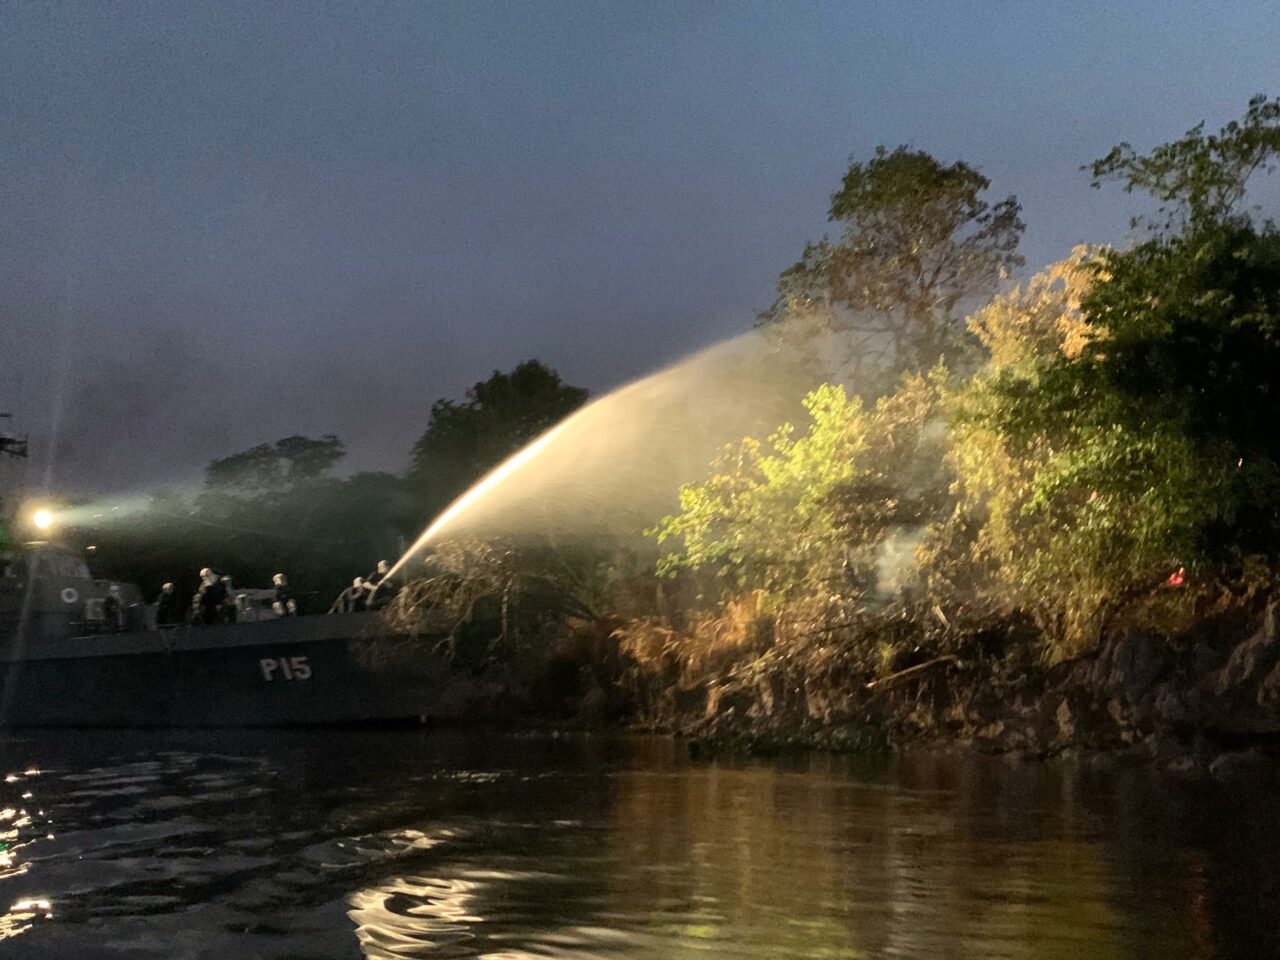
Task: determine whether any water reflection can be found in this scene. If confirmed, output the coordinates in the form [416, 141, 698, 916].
[350, 875, 481, 958]
[0, 764, 54, 943]
[0, 732, 1275, 958]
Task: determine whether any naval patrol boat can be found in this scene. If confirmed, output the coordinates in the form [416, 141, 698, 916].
[0, 519, 462, 727]
[0, 532, 450, 727]
[0, 413, 450, 730]
[0, 413, 459, 727]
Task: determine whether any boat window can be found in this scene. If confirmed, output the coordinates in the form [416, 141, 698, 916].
[34, 554, 90, 579]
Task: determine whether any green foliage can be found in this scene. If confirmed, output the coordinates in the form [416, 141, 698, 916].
[766, 146, 1024, 378]
[994, 224, 1280, 555]
[945, 95, 1280, 656]
[952, 372, 1225, 655]
[1089, 93, 1280, 232]
[720, 99, 1280, 665]
[652, 371, 947, 605]
[408, 360, 588, 516]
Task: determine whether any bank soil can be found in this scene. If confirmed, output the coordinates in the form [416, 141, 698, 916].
[609, 598, 1280, 774]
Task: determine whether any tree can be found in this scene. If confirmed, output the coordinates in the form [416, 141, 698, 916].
[947, 96, 1280, 657]
[409, 360, 588, 515]
[205, 434, 345, 493]
[764, 146, 1024, 379]
[651, 370, 947, 606]
[929, 251, 1099, 612]
[1089, 93, 1280, 232]
[934, 251, 1138, 652]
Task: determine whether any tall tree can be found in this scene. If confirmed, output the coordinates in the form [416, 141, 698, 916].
[205, 434, 345, 494]
[409, 360, 588, 515]
[1089, 93, 1280, 233]
[765, 146, 1024, 379]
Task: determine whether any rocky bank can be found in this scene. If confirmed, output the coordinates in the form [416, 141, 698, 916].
[621, 598, 1280, 774]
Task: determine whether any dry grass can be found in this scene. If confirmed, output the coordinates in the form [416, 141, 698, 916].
[614, 593, 773, 678]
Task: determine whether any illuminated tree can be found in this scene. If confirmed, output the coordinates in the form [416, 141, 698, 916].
[652, 370, 947, 605]
[764, 146, 1024, 380]
[924, 251, 1100, 634]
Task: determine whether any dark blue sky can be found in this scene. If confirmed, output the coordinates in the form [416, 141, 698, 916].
[2, 1, 1278, 492]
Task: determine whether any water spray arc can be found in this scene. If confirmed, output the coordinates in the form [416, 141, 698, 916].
[382, 332, 812, 582]
[381, 416, 578, 582]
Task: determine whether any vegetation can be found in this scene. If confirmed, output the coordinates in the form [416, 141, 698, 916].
[651, 93, 1280, 683]
[408, 359, 589, 518]
[1088, 93, 1280, 232]
[652, 371, 947, 606]
[952, 95, 1280, 656]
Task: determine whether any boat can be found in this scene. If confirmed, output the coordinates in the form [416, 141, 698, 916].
[0, 536, 450, 727]
[0, 410, 460, 728]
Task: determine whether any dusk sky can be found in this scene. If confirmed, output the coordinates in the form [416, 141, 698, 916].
[2, 1, 1278, 493]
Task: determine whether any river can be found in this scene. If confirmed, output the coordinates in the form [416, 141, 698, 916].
[0, 729, 1273, 958]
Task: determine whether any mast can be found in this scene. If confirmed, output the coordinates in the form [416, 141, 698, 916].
[0, 414, 29, 539]
[0, 413, 28, 460]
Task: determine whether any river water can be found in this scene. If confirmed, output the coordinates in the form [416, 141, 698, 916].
[0, 730, 1274, 959]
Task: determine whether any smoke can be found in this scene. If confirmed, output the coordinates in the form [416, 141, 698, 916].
[873, 525, 927, 598]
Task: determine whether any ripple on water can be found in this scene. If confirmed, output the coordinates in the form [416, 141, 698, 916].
[1, 735, 1277, 958]
[350, 875, 482, 958]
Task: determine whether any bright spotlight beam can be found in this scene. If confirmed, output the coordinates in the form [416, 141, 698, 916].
[31, 509, 54, 531]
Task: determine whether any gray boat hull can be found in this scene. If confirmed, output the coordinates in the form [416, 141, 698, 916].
[0, 614, 450, 727]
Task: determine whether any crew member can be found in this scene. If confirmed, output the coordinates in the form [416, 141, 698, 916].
[272, 573, 298, 616]
[220, 576, 237, 623]
[367, 560, 390, 584]
[155, 582, 183, 627]
[196, 567, 227, 625]
[330, 577, 368, 613]
[102, 584, 124, 631]
[365, 560, 398, 608]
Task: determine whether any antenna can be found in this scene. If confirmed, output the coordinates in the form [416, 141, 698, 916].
[0, 413, 28, 460]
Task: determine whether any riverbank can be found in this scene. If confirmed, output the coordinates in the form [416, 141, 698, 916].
[388, 583, 1280, 775]
[593, 596, 1280, 775]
